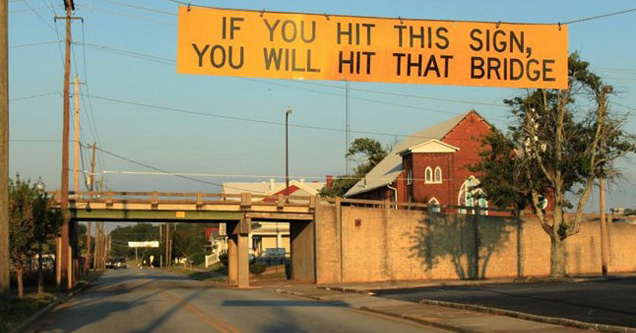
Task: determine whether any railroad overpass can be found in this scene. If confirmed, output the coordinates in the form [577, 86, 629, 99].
[53, 191, 318, 288]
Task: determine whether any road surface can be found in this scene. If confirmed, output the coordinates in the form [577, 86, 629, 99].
[32, 268, 444, 332]
[374, 277, 636, 328]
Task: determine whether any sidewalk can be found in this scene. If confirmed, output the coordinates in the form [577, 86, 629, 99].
[276, 284, 584, 332]
[314, 274, 625, 295]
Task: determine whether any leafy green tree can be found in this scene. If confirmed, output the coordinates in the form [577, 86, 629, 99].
[110, 223, 159, 259]
[172, 224, 209, 265]
[472, 54, 635, 277]
[321, 137, 389, 197]
[9, 176, 62, 298]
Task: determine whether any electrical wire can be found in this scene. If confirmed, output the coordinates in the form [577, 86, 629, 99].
[612, 101, 636, 112]
[77, 4, 174, 26]
[84, 93, 484, 141]
[91, 0, 177, 16]
[164, 0, 636, 26]
[8, 40, 60, 48]
[101, 170, 473, 182]
[561, 8, 636, 25]
[94, 146, 228, 190]
[8, 91, 61, 102]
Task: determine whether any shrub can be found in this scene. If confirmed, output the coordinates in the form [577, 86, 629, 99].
[249, 263, 267, 276]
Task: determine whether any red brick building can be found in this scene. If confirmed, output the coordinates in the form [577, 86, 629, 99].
[345, 110, 492, 208]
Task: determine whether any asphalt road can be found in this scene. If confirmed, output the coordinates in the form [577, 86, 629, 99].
[31, 268, 444, 333]
[373, 277, 636, 328]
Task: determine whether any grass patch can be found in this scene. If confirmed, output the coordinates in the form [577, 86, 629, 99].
[164, 264, 228, 282]
[0, 293, 58, 332]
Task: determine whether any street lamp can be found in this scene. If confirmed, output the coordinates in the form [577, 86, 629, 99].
[285, 106, 292, 197]
[34, 177, 45, 294]
[35, 177, 45, 193]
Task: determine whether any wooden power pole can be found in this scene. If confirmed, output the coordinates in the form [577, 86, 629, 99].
[165, 223, 170, 266]
[600, 177, 609, 277]
[1, 0, 11, 300]
[85, 143, 96, 271]
[56, 0, 75, 291]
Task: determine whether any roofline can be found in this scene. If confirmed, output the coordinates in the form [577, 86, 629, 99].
[344, 178, 398, 198]
[440, 110, 492, 141]
[398, 139, 460, 156]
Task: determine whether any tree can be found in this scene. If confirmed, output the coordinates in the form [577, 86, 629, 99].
[472, 54, 635, 277]
[8, 176, 62, 298]
[320, 137, 389, 197]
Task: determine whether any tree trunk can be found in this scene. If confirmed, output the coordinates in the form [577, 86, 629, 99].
[550, 235, 567, 277]
[17, 268, 24, 299]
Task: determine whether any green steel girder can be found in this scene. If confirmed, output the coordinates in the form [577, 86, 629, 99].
[70, 208, 245, 222]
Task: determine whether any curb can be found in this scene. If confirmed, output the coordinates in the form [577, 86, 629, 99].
[418, 299, 636, 333]
[317, 276, 617, 294]
[359, 306, 469, 333]
[10, 271, 103, 333]
[278, 288, 467, 332]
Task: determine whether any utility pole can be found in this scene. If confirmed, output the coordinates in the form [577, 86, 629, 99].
[0, 0, 11, 301]
[598, 85, 612, 278]
[345, 81, 350, 174]
[55, 0, 76, 291]
[73, 75, 80, 195]
[285, 107, 292, 196]
[165, 223, 170, 266]
[600, 177, 609, 277]
[73, 74, 82, 277]
[85, 143, 95, 271]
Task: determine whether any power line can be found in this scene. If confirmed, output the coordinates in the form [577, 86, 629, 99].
[90, 0, 176, 17]
[613, 101, 636, 112]
[561, 7, 636, 25]
[8, 91, 60, 102]
[77, 4, 174, 26]
[22, 0, 56, 31]
[84, 93, 482, 141]
[164, 0, 636, 26]
[8, 40, 59, 48]
[94, 146, 227, 189]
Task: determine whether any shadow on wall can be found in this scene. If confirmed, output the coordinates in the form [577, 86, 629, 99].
[409, 208, 517, 280]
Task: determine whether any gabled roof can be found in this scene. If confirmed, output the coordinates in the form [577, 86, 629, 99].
[345, 111, 481, 197]
[398, 139, 460, 155]
[223, 180, 324, 196]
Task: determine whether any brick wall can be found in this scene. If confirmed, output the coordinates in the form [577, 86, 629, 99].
[314, 203, 636, 284]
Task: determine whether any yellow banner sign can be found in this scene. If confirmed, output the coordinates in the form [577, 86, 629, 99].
[177, 7, 568, 89]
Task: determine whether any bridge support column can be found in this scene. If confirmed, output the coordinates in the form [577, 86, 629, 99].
[227, 222, 238, 286]
[227, 219, 251, 288]
[290, 220, 315, 282]
[237, 233, 249, 288]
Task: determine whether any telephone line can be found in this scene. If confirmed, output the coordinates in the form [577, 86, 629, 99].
[164, 0, 636, 26]
[85, 93, 486, 142]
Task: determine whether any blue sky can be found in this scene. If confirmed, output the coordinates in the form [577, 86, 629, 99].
[7, 0, 636, 211]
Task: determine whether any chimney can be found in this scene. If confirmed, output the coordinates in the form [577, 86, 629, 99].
[300, 178, 305, 184]
[326, 175, 333, 190]
[269, 178, 275, 192]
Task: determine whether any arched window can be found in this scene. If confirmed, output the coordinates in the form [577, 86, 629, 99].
[428, 197, 441, 213]
[434, 167, 442, 183]
[425, 167, 433, 183]
[458, 176, 488, 214]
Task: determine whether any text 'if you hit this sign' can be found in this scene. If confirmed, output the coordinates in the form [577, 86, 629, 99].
[177, 7, 568, 89]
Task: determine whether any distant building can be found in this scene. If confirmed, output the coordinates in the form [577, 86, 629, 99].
[345, 110, 492, 209]
[221, 178, 325, 257]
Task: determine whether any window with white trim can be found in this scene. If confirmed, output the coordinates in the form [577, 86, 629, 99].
[434, 166, 442, 183]
[424, 167, 433, 183]
[458, 176, 488, 215]
[428, 197, 441, 213]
